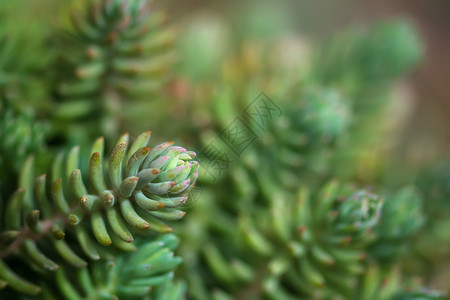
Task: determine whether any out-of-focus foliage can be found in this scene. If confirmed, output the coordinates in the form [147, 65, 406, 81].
[371, 186, 425, 263]
[312, 20, 423, 90]
[0, 0, 448, 299]
[194, 183, 385, 299]
[41, 235, 185, 299]
[406, 159, 450, 278]
[0, 1, 199, 299]
[51, 0, 175, 144]
[0, 0, 52, 203]
[0, 1, 50, 108]
[174, 15, 447, 300]
[357, 264, 447, 300]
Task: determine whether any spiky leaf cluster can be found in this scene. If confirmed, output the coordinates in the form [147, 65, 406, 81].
[178, 18, 429, 300]
[53, 0, 175, 141]
[0, 131, 198, 296]
[42, 235, 185, 300]
[192, 182, 383, 299]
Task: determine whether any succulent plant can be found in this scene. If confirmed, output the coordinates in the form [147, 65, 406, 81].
[408, 159, 450, 276]
[52, 0, 175, 142]
[313, 20, 424, 183]
[41, 234, 185, 300]
[197, 84, 352, 198]
[184, 182, 384, 299]
[176, 18, 436, 300]
[0, 131, 199, 296]
[371, 186, 425, 263]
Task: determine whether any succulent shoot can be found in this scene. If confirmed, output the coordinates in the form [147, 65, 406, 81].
[0, 131, 199, 295]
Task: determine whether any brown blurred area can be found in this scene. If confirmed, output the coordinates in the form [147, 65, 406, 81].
[371, 0, 450, 162]
[168, 0, 450, 162]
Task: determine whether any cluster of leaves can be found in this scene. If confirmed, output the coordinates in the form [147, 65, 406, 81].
[0, 131, 198, 298]
[51, 0, 175, 143]
[0, 0, 198, 299]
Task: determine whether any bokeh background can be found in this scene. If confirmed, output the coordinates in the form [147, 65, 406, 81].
[167, 0, 450, 164]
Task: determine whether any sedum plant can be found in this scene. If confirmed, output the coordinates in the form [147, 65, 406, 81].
[0, 131, 198, 298]
[357, 264, 447, 300]
[370, 186, 425, 264]
[0, 0, 448, 299]
[52, 0, 175, 143]
[0, 107, 47, 202]
[204, 183, 384, 299]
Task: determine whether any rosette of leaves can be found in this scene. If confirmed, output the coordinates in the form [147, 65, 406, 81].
[0, 131, 198, 296]
[40, 234, 185, 300]
[191, 182, 383, 299]
[52, 0, 175, 142]
[176, 16, 231, 81]
[370, 186, 425, 263]
[272, 88, 351, 177]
